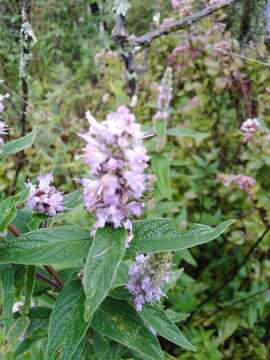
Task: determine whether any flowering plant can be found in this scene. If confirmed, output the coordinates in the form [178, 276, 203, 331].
[0, 98, 234, 359]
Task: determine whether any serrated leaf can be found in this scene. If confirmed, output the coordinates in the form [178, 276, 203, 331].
[46, 280, 88, 360]
[167, 127, 209, 140]
[91, 298, 164, 360]
[0, 225, 91, 265]
[139, 303, 195, 351]
[127, 219, 235, 255]
[83, 226, 126, 321]
[2, 127, 37, 157]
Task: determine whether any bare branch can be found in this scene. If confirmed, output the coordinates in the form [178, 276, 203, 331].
[132, 0, 241, 47]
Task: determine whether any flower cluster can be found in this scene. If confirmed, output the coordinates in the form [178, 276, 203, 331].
[217, 174, 256, 195]
[26, 173, 64, 216]
[126, 253, 171, 311]
[154, 67, 173, 121]
[171, 0, 193, 17]
[241, 118, 260, 142]
[80, 106, 152, 233]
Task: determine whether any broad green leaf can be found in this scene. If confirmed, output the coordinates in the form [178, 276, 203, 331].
[6, 316, 30, 348]
[139, 303, 195, 351]
[62, 190, 82, 210]
[46, 280, 88, 360]
[2, 127, 37, 157]
[0, 265, 14, 334]
[92, 332, 112, 360]
[152, 155, 171, 200]
[128, 219, 235, 254]
[167, 127, 209, 140]
[0, 225, 91, 265]
[83, 226, 126, 321]
[166, 309, 190, 323]
[91, 298, 164, 360]
[0, 189, 29, 233]
[112, 261, 129, 288]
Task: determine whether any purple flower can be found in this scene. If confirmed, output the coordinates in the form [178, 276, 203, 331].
[80, 106, 153, 235]
[0, 93, 9, 114]
[241, 118, 260, 142]
[126, 253, 171, 311]
[217, 173, 256, 195]
[26, 173, 64, 216]
[0, 120, 8, 145]
[171, 0, 193, 16]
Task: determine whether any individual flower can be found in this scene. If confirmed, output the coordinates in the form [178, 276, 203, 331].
[241, 118, 260, 142]
[80, 105, 153, 234]
[26, 173, 64, 216]
[0, 121, 8, 145]
[217, 174, 256, 195]
[126, 253, 171, 311]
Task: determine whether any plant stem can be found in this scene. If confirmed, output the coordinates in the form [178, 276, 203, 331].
[36, 272, 60, 290]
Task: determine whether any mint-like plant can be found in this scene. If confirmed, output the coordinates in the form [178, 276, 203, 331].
[0, 100, 235, 359]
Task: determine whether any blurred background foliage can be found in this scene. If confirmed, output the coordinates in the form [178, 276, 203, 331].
[1, 0, 270, 358]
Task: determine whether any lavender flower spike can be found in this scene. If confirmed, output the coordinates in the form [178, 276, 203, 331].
[80, 105, 153, 234]
[126, 253, 171, 311]
[26, 173, 64, 216]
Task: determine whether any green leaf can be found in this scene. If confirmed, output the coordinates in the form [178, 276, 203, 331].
[167, 127, 209, 140]
[2, 127, 37, 157]
[0, 189, 29, 233]
[152, 155, 171, 200]
[83, 226, 127, 321]
[0, 225, 91, 265]
[139, 303, 195, 351]
[128, 219, 235, 254]
[92, 332, 112, 360]
[6, 316, 30, 348]
[165, 309, 190, 323]
[24, 266, 36, 311]
[91, 298, 164, 360]
[62, 190, 82, 210]
[46, 280, 88, 360]
[0, 265, 14, 334]
[112, 261, 129, 288]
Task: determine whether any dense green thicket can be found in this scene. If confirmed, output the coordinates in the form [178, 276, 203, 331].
[1, 0, 270, 359]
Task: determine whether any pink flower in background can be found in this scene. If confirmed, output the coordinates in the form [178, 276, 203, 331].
[236, 176, 256, 194]
[171, 0, 194, 16]
[241, 118, 260, 142]
[217, 174, 256, 195]
[26, 173, 64, 216]
[154, 67, 173, 121]
[80, 105, 153, 234]
[126, 253, 171, 311]
[265, 134, 270, 142]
